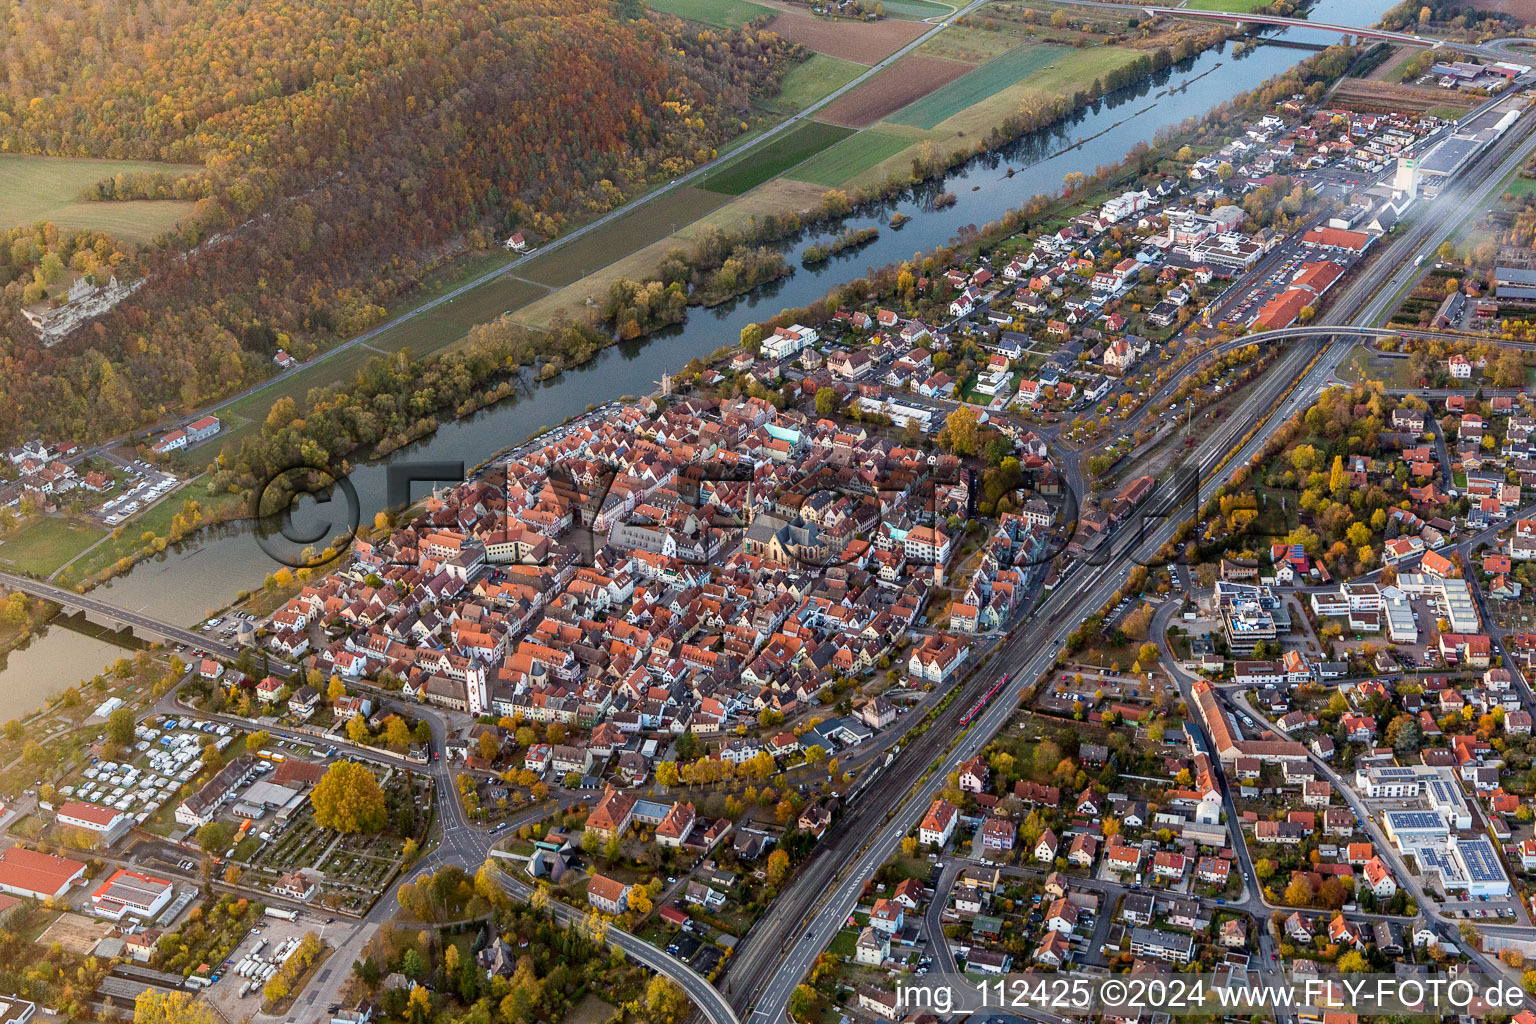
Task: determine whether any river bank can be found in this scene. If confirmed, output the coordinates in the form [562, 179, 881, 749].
[0, 0, 1401, 719]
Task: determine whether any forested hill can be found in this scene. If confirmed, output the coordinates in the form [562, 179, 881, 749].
[0, 0, 793, 443]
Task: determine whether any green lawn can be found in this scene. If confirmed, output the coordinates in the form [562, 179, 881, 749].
[790, 130, 915, 186]
[888, 45, 1073, 130]
[1503, 176, 1536, 199]
[761, 54, 867, 115]
[644, 0, 772, 26]
[1424, 104, 1472, 121]
[0, 154, 198, 241]
[55, 477, 247, 587]
[1339, 345, 1416, 390]
[699, 120, 855, 195]
[828, 929, 858, 957]
[0, 517, 108, 576]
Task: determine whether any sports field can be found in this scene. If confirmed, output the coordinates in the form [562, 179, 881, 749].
[0, 154, 197, 241]
[700, 120, 854, 195]
[888, 45, 1072, 130]
[761, 53, 867, 115]
[789, 130, 915, 186]
[644, 0, 772, 26]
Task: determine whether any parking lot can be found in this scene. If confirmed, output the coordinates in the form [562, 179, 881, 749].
[95, 460, 180, 526]
[194, 610, 260, 642]
[1224, 252, 1356, 330]
[201, 911, 324, 1020]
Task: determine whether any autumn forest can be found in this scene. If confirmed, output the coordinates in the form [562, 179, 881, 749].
[0, 0, 794, 443]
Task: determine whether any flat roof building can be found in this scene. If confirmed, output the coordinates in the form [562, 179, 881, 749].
[1129, 926, 1195, 963]
[91, 869, 174, 921]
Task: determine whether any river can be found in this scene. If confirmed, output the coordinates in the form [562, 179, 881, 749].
[0, 0, 1399, 719]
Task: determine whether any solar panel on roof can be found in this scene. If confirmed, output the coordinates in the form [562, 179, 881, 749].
[1385, 810, 1444, 830]
[1458, 838, 1503, 882]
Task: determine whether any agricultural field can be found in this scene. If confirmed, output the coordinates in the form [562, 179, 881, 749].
[1331, 79, 1475, 115]
[644, 0, 772, 26]
[519, 186, 732, 285]
[699, 120, 854, 194]
[367, 277, 553, 356]
[888, 44, 1071, 129]
[0, 154, 197, 242]
[513, 178, 829, 328]
[817, 54, 974, 127]
[789, 130, 916, 185]
[1182, 0, 1269, 10]
[183, 185, 728, 453]
[759, 53, 867, 115]
[878, 0, 954, 17]
[0, 517, 107, 576]
[765, 11, 928, 62]
[923, 45, 1143, 135]
[918, 21, 1032, 64]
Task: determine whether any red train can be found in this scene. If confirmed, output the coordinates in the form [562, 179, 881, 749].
[960, 672, 1010, 726]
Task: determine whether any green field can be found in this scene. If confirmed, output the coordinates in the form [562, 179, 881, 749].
[761, 54, 867, 115]
[888, 45, 1072, 130]
[789, 130, 915, 186]
[56, 478, 247, 586]
[1506, 177, 1536, 198]
[920, 21, 1034, 63]
[892, 46, 1143, 140]
[0, 154, 198, 242]
[700, 120, 855, 195]
[1181, 0, 1268, 10]
[644, 0, 772, 26]
[0, 518, 107, 577]
[879, 0, 954, 17]
[516, 186, 731, 287]
[1339, 344, 1416, 390]
[1424, 105, 1473, 121]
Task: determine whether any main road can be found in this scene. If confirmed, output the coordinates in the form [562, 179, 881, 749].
[493, 871, 741, 1024]
[726, 75, 1536, 1024]
[0, 566, 257, 663]
[1060, 0, 1520, 59]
